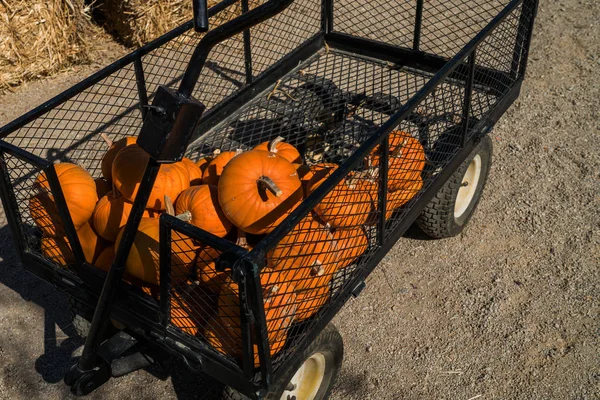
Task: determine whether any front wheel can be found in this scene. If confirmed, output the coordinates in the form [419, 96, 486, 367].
[416, 135, 492, 239]
[223, 323, 344, 400]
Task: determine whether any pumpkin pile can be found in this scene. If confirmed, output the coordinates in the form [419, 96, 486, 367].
[28, 131, 424, 366]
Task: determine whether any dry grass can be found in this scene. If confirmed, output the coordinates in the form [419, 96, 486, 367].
[99, 0, 223, 47]
[0, 0, 107, 92]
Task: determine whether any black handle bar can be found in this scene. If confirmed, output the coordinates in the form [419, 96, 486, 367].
[179, 0, 296, 97]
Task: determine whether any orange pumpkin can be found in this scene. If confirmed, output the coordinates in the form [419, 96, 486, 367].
[77, 221, 108, 264]
[218, 150, 303, 235]
[115, 218, 196, 286]
[202, 149, 241, 186]
[41, 235, 74, 266]
[307, 166, 375, 228]
[93, 191, 156, 242]
[175, 185, 233, 238]
[100, 135, 137, 182]
[180, 157, 203, 186]
[196, 246, 224, 293]
[29, 193, 63, 236]
[112, 145, 190, 210]
[295, 286, 330, 322]
[94, 177, 111, 199]
[254, 136, 301, 164]
[204, 318, 287, 367]
[218, 276, 296, 346]
[34, 163, 97, 230]
[195, 154, 213, 174]
[331, 226, 368, 269]
[385, 178, 423, 219]
[170, 288, 208, 336]
[267, 218, 336, 289]
[366, 131, 426, 190]
[94, 245, 115, 272]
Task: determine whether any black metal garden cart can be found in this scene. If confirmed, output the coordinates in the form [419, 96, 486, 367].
[0, 0, 538, 398]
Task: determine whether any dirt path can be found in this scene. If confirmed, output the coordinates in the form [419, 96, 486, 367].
[0, 0, 598, 399]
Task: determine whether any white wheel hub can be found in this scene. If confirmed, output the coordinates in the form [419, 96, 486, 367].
[454, 154, 482, 219]
[281, 352, 326, 400]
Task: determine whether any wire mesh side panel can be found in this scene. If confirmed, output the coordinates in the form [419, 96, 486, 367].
[334, 0, 511, 58]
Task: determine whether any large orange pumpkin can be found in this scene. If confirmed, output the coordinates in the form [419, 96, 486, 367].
[295, 286, 330, 322]
[254, 136, 301, 164]
[201, 149, 242, 186]
[100, 135, 137, 182]
[175, 185, 233, 238]
[218, 150, 303, 235]
[307, 165, 375, 228]
[385, 178, 423, 219]
[267, 217, 335, 275]
[170, 286, 215, 336]
[41, 235, 74, 266]
[77, 221, 108, 264]
[93, 191, 156, 242]
[112, 145, 190, 210]
[331, 226, 368, 269]
[366, 131, 426, 190]
[115, 217, 196, 286]
[218, 276, 296, 346]
[94, 177, 111, 199]
[196, 245, 224, 293]
[94, 245, 115, 272]
[29, 193, 62, 236]
[180, 158, 203, 186]
[34, 163, 98, 230]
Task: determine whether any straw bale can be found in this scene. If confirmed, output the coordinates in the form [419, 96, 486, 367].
[0, 0, 106, 92]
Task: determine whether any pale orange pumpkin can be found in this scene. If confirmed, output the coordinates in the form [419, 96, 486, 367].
[295, 286, 330, 322]
[180, 158, 203, 185]
[34, 163, 98, 230]
[218, 150, 303, 235]
[331, 226, 368, 269]
[100, 135, 137, 182]
[93, 191, 156, 242]
[112, 145, 190, 210]
[366, 131, 426, 190]
[201, 149, 241, 186]
[175, 185, 233, 238]
[254, 136, 301, 163]
[94, 177, 111, 199]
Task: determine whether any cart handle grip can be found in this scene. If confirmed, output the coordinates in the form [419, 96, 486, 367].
[178, 0, 296, 97]
[192, 0, 209, 32]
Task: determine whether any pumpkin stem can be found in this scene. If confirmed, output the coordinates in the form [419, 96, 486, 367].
[235, 148, 243, 156]
[100, 133, 113, 148]
[257, 176, 283, 197]
[268, 136, 285, 153]
[390, 138, 408, 158]
[163, 195, 192, 222]
[236, 229, 248, 248]
[212, 149, 221, 157]
[310, 260, 325, 276]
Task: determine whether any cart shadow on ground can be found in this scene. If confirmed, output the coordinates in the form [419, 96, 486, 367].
[0, 223, 226, 399]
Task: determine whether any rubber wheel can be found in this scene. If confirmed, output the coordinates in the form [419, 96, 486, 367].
[416, 135, 492, 239]
[222, 323, 344, 400]
[69, 297, 92, 338]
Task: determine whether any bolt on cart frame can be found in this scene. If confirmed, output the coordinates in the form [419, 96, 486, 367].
[0, 0, 537, 398]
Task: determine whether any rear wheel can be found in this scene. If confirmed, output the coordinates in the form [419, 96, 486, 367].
[416, 135, 492, 239]
[222, 323, 343, 400]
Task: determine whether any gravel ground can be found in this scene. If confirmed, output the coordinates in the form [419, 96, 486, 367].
[0, 0, 598, 399]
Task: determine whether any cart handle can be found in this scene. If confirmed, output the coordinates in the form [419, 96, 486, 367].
[178, 0, 296, 97]
[192, 0, 209, 31]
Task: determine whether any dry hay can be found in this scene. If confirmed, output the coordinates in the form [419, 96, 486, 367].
[0, 0, 107, 92]
[99, 0, 224, 47]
